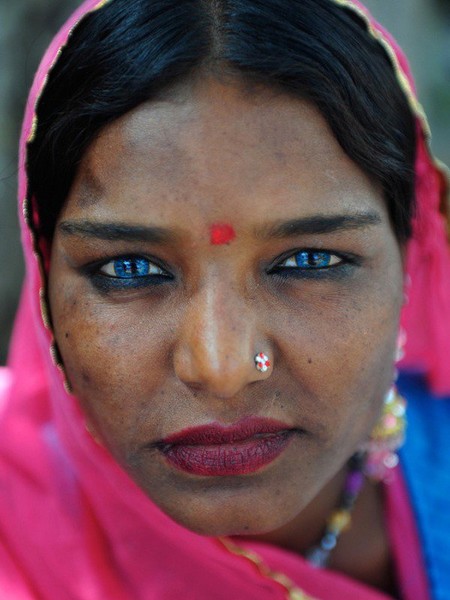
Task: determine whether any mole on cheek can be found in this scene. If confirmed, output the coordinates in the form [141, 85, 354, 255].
[210, 223, 236, 245]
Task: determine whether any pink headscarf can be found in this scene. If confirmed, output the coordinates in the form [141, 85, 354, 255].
[314, 1, 450, 397]
[347, 4, 450, 397]
[0, 1, 448, 598]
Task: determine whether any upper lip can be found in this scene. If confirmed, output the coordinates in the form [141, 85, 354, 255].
[159, 416, 296, 447]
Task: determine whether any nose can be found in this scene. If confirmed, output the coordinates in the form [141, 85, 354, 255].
[173, 282, 269, 398]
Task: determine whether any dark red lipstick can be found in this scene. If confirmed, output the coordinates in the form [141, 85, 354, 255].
[157, 417, 296, 476]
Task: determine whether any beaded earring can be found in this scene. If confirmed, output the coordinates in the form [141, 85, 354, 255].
[362, 386, 407, 482]
[362, 329, 407, 482]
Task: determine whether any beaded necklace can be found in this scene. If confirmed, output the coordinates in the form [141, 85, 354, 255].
[305, 452, 366, 568]
[218, 452, 367, 600]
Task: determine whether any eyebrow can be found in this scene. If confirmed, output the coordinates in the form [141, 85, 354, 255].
[59, 212, 382, 244]
[257, 212, 382, 239]
[58, 220, 172, 244]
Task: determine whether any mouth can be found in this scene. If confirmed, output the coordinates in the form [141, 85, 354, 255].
[153, 417, 299, 476]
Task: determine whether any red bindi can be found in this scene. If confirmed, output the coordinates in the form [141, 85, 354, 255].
[210, 223, 236, 245]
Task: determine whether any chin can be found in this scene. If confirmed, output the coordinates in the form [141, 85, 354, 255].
[139, 479, 303, 538]
[168, 507, 284, 538]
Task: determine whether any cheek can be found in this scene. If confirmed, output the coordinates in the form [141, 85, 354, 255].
[276, 268, 402, 447]
[50, 282, 173, 449]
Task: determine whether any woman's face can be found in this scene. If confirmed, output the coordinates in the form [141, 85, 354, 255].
[49, 78, 404, 536]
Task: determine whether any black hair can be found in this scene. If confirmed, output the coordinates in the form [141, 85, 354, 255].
[27, 0, 416, 242]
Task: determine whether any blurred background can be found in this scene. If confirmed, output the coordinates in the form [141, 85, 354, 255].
[0, 0, 449, 363]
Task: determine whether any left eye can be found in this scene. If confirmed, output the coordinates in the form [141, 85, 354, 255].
[100, 257, 165, 278]
[277, 251, 342, 269]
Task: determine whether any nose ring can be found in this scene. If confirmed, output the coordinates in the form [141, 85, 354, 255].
[255, 352, 271, 373]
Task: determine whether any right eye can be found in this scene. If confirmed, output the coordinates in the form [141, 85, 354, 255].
[100, 257, 165, 278]
[85, 254, 173, 292]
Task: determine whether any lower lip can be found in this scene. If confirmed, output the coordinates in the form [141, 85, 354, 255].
[161, 431, 294, 476]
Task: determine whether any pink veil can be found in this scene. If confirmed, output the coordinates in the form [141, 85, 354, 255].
[0, 0, 448, 598]
[318, 1, 450, 397]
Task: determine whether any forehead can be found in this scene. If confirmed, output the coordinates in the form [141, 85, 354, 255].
[64, 77, 385, 225]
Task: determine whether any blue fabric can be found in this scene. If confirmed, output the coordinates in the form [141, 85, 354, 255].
[398, 372, 450, 600]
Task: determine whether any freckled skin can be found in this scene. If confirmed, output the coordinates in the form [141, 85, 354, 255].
[49, 78, 404, 585]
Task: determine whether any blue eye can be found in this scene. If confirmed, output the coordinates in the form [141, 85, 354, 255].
[278, 251, 341, 270]
[86, 255, 172, 292]
[101, 257, 156, 278]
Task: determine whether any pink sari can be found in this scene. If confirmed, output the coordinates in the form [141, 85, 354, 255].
[0, 0, 448, 598]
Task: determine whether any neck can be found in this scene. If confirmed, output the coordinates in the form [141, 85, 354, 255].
[239, 468, 396, 594]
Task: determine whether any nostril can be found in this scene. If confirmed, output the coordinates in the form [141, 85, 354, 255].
[185, 381, 204, 393]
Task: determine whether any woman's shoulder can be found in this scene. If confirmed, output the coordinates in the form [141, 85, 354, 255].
[398, 371, 450, 600]
[398, 370, 450, 428]
[398, 370, 450, 488]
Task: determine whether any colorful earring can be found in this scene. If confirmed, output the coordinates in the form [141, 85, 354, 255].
[363, 386, 406, 482]
[255, 353, 271, 373]
[362, 329, 407, 482]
